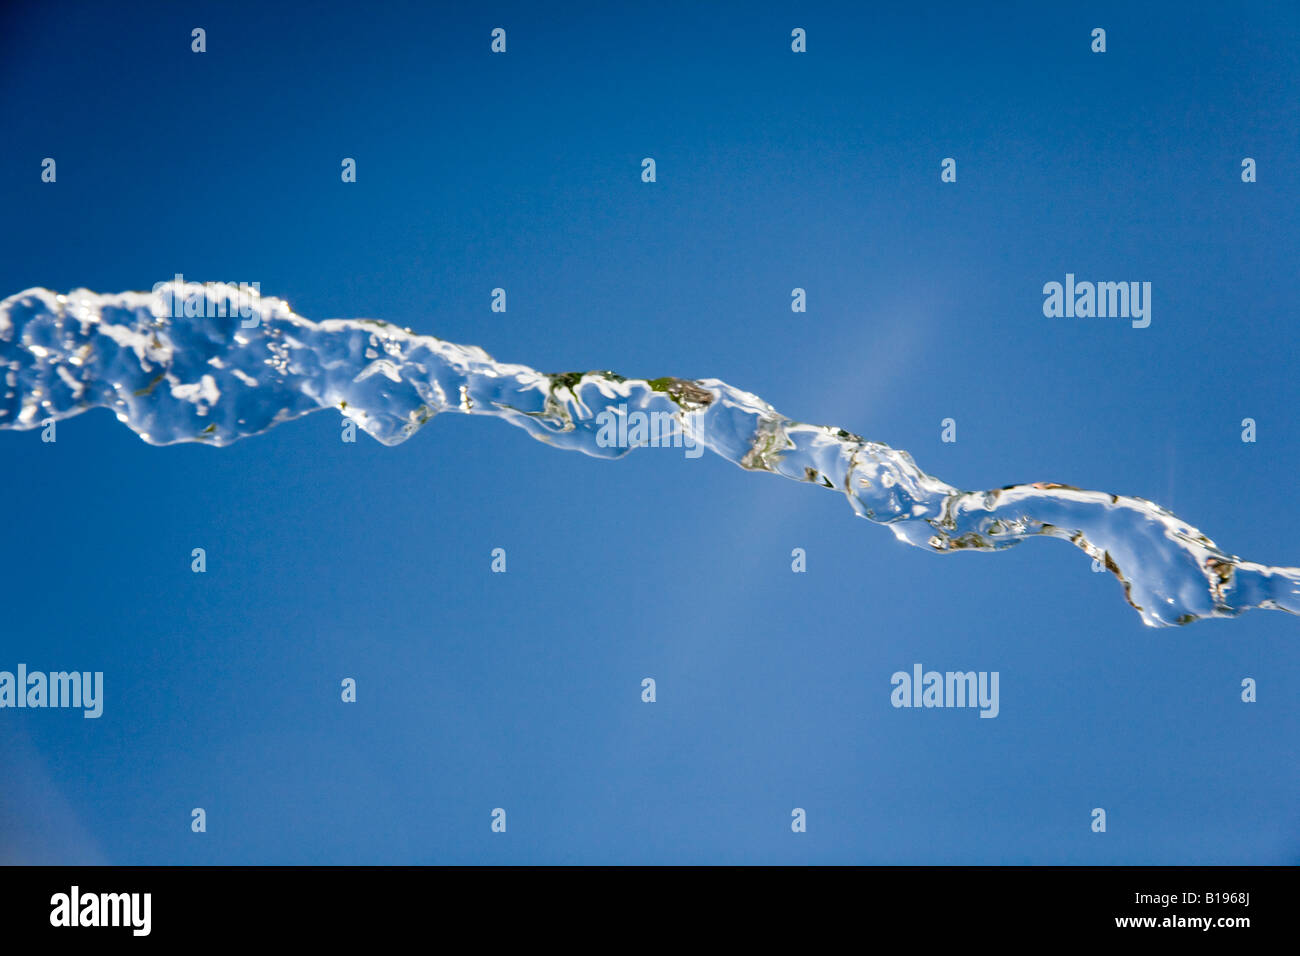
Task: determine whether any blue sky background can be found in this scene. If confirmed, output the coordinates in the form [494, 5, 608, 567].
[1, 0, 1297, 863]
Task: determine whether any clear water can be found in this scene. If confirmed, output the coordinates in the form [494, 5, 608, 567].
[3, 281, 1297, 628]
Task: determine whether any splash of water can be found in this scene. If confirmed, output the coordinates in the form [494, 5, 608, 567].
[2, 282, 1296, 627]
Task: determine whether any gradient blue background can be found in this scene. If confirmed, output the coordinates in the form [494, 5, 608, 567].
[1, 0, 1297, 863]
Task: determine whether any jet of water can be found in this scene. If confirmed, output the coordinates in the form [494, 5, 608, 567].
[2, 282, 1296, 627]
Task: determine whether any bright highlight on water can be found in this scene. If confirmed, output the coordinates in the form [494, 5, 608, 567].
[2, 282, 1297, 628]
